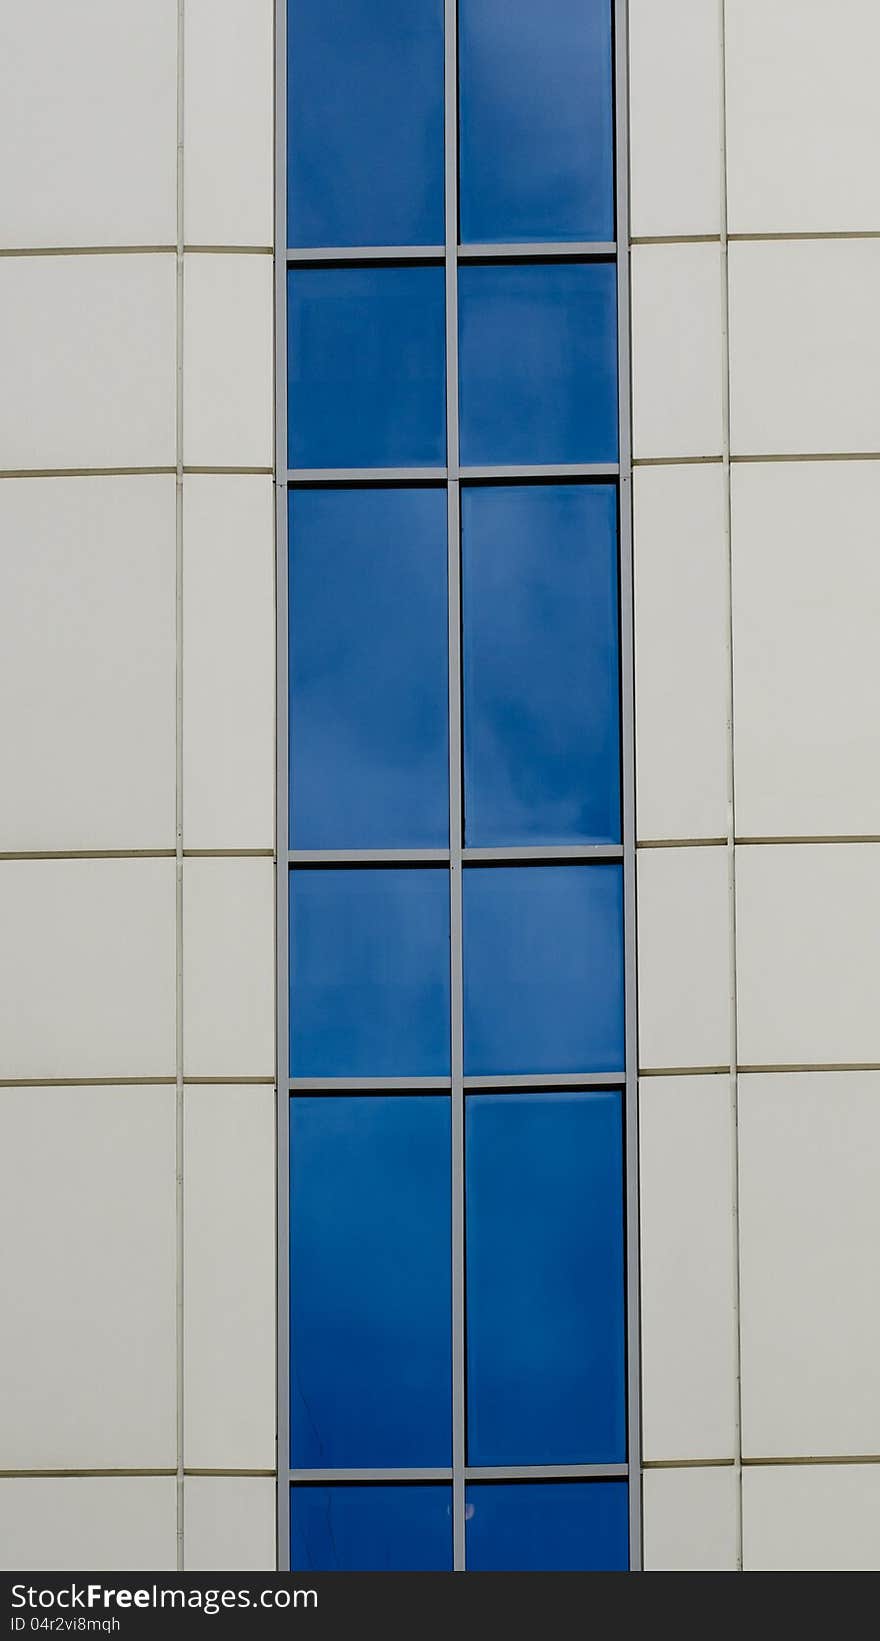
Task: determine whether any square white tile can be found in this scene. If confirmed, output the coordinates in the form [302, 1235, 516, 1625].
[0, 859, 176, 1080]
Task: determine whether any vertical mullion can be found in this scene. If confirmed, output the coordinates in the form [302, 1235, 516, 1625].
[445, 0, 466, 1575]
[614, 0, 643, 1572]
[275, 0, 291, 1574]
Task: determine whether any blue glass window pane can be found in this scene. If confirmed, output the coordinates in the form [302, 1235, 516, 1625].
[290, 489, 448, 849]
[462, 484, 620, 847]
[459, 0, 614, 244]
[463, 865, 624, 1074]
[288, 266, 446, 469]
[458, 262, 617, 466]
[291, 1096, 451, 1466]
[287, 0, 445, 248]
[292, 1485, 453, 1571]
[465, 1482, 628, 1572]
[466, 1091, 625, 1465]
[290, 869, 450, 1077]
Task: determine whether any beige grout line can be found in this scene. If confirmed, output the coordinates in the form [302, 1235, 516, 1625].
[632, 234, 721, 246]
[741, 1455, 880, 1467]
[735, 835, 880, 846]
[0, 1077, 275, 1089]
[631, 232, 880, 246]
[632, 454, 723, 466]
[729, 230, 880, 242]
[0, 1078, 178, 1088]
[0, 467, 177, 480]
[644, 1455, 880, 1471]
[730, 451, 880, 463]
[634, 452, 880, 468]
[639, 1066, 730, 1079]
[0, 246, 176, 257]
[0, 850, 274, 861]
[0, 244, 271, 257]
[637, 836, 880, 850]
[738, 1063, 880, 1075]
[640, 1064, 880, 1078]
[637, 838, 727, 850]
[643, 1457, 736, 1470]
[184, 244, 273, 255]
[0, 466, 273, 480]
[183, 848, 275, 857]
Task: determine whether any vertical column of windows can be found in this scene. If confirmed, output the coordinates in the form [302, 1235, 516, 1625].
[281, 0, 634, 1572]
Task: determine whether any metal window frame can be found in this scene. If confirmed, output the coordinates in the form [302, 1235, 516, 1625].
[275, 0, 640, 1572]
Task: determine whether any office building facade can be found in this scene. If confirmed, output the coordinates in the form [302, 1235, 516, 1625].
[2, 0, 879, 1573]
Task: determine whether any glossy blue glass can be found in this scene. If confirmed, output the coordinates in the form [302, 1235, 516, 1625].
[289, 489, 448, 848]
[459, 0, 614, 244]
[465, 1482, 628, 1572]
[287, 0, 444, 248]
[291, 1485, 453, 1572]
[290, 1096, 451, 1466]
[466, 1091, 625, 1465]
[290, 869, 450, 1077]
[458, 262, 617, 466]
[288, 266, 446, 469]
[462, 484, 620, 847]
[462, 865, 624, 1074]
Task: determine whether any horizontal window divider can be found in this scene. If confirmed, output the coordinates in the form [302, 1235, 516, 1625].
[464, 1464, 628, 1481]
[288, 849, 450, 865]
[287, 465, 620, 485]
[287, 467, 447, 484]
[287, 246, 445, 264]
[286, 243, 617, 266]
[287, 1464, 628, 1484]
[463, 1072, 626, 1090]
[459, 463, 619, 480]
[458, 241, 617, 261]
[288, 1074, 626, 1094]
[290, 1469, 453, 1483]
[289, 1077, 452, 1092]
[462, 844, 623, 862]
[287, 846, 623, 867]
